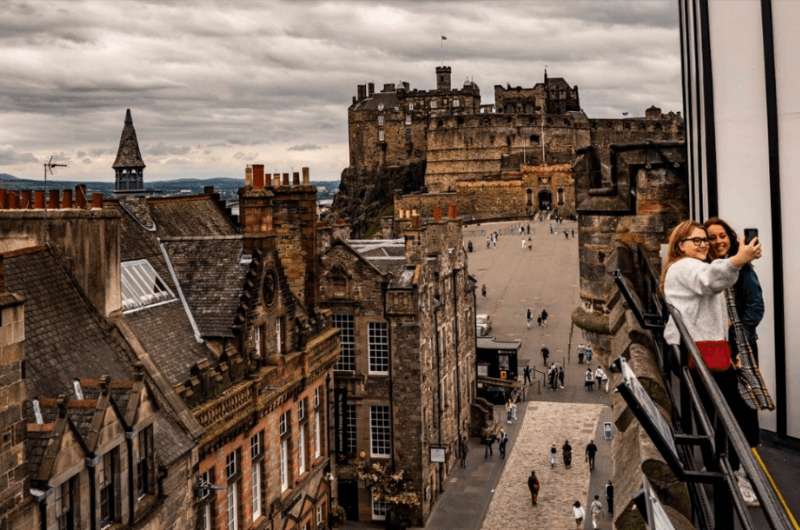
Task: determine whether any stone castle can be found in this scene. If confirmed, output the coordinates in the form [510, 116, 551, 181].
[333, 66, 684, 234]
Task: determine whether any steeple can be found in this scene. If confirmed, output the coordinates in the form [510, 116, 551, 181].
[113, 108, 146, 193]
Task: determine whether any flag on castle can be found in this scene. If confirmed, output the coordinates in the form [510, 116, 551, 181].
[441, 35, 447, 40]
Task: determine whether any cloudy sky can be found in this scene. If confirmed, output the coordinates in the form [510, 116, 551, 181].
[0, 0, 682, 183]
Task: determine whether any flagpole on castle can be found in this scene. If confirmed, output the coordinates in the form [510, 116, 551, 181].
[440, 35, 447, 65]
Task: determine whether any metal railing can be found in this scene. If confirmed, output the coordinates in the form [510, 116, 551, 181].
[612, 247, 793, 530]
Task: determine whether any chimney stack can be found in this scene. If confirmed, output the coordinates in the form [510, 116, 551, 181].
[368, 82, 375, 97]
[432, 206, 442, 222]
[448, 204, 458, 219]
[282, 173, 289, 187]
[75, 185, 87, 209]
[0, 189, 6, 208]
[33, 190, 45, 209]
[47, 190, 59, 209]
[91, 193, 104, 209]
[273, 174, 281, 188]
[245, 165, 253, 186]
[357, 84, 366, 100]
[302, 167, 310, 185]
[253, 164, 265, 188]
[20, 190, 32, 209]
[7, 191, 18, 209]
[292, 172, 300, 186]
[61, 189, 72, 209]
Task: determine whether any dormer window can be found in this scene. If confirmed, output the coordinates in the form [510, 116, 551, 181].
[99, 448, 120, 526]
[121, 260, 176, 312]
[136, 426, 154, 497]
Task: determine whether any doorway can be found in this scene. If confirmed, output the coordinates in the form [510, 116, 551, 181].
[338, 479, 359, 520]
[538, 190, 552, 210]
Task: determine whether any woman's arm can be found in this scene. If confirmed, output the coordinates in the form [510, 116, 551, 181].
[668, 258, 739, 296]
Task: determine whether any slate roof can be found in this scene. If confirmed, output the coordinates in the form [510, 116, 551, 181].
[4, 248, 133, 397]
[351, 91, 401, 111]
[148, 196, 237, 237]
[113, 109, 146, 169]
[161, 238, 248, 338]
[124, 301, 214, 386]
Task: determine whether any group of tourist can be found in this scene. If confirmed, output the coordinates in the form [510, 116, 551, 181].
[583, 365, 608, 392]
[526, 308, 549, 328]
[662, 217, 770, 506]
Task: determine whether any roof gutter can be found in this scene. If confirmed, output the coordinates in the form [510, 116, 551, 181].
[159, 240, 204, 343]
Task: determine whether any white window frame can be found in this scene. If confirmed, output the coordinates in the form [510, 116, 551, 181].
[225, 450, 238, 480]
[227, 483, 238, 530]
[371, 495, 388, 521]
[332, 314, 356, 371]
[345, 404, 357, 454]
[377, 115, 384, 126]
[298, 427, 306, 475]
[251, 464, 262, 521]
[254, 326, 262, 357]
[298, 399, 306, 422]
[316, 504, 324, 525]
[453, 98, 460, 107]
[120, 259, 176, 312]
[367, 322, 390, 375]
[314, 408, 321, 459]
[280, 439, 289, 492]
[430, 99, 438, 109]
[369, 405, 391, 458]
[203, 502, 213, 530]
[276, 318, 282, 354]
[378, 129, 385, 142]
[405, 114, 412, 125]
[280, 411, 288, 436]
[408, 102, 414, 111]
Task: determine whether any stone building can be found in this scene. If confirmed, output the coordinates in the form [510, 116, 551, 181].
[334, 66, 684, 234]
[113, 109, 146, 193]
[318, 207, 476, 526]
[570, 141, 695, 528]
[0, 145, 339, 530]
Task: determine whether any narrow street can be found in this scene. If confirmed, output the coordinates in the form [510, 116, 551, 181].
[420, 219, 613, 530]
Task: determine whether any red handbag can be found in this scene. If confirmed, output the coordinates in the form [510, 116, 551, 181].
[693, 340, 733, 372]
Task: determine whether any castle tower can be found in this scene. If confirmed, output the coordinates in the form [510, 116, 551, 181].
[436, 65, 452, 91]
[113, 108, 146, 193]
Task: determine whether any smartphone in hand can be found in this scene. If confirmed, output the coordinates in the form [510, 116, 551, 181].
[744, 228, 759, 245]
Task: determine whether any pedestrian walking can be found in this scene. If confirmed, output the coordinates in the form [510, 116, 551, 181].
[521, 237, 526, 249]
[527, 236, 532, 251]
[541, 346, 550, 366]
[572, 501, 585, 529]
[549, 443, 557, 467]
[527, 224, 531, 235]
[605, 480, 614, 514]
[564, 230, 569, 240]
[586, 440, 598, 471]
[584, 367, 594, 391]
[558, 365, 565, 389]
[506, 399, 513, 424]
[571, 228, 575, 238]
[526, 308, 533, 329]
[527, 471, 540, 505]
[540, 309, 549, 326]
[537, 315, 542, 327]
[524, 364, 532, 385]
[595, 366, 605, 390]
[547, 364, 557, 390]
[590, 495, 603, 529]
[483, 431, 495, 459]
[499, 430, 509, 459]
[511, 400, 518, 421]
[459, 435, 469, 468]
[562, 440, 573, 468]
[481, 284, 487, 297]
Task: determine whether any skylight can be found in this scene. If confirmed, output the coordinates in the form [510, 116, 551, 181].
[121, 259, 175, 312]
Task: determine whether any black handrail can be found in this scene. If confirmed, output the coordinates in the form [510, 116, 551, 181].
[613, 260, 793, 530]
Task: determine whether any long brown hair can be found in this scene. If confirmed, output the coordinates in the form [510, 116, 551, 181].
[660, 220, 707, 292]
[703, 217, 739, 259]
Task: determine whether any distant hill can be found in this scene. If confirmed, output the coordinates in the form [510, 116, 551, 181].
[0, 174, 339, 200]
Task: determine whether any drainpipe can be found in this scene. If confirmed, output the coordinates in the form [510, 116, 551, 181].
[126, 431, 135, 525]
[433, 298, 443, 493]
[87, 455, 99, 530]
[451, 270, 462, 442]
[381, 281, 397, 471]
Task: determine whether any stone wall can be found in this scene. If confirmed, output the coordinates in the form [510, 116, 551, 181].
[571, 142, 694, 529]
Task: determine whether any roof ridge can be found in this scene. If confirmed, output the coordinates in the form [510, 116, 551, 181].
[1, 245, 47, 258]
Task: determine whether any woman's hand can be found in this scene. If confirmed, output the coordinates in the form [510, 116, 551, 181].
[730, 236, 762, 268]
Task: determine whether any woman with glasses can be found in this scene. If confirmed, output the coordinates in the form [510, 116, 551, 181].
[660, 220, 762, 502]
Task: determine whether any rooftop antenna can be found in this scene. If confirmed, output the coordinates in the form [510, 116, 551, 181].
[43, 155, 67, 212]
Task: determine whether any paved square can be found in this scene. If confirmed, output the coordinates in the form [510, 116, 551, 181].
[481, 401, 605, 530]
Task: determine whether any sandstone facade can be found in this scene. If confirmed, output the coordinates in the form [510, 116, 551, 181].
[318, 212, 476, 526]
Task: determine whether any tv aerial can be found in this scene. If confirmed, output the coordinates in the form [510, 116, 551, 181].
[43, 155, 67, 211]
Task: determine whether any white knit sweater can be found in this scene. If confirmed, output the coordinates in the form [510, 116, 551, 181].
[663, 257, 740, 345]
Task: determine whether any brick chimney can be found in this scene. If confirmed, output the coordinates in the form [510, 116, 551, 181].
[238, 164, 276, 256]
[271, 166, 318, 309]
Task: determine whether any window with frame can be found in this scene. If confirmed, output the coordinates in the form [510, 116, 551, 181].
[314, 407, 322, 460]
[55, 475, 78, 530]
[253, 325, 262, 357]
[137, 425, 154, 498]
[99, 448, 119, 526]
[251, 461, 262, 521]
[316, 503, 325, 526]
[250, 431, 263, 460]
[430, 99, 438, 109]
[201, 469, 215, 530]
[371, 495, 388, 521]
[369, 405, 391, 457]
[453, 98, 460, 107]
[120, 260, 175, 312]
[280, 411, 289, 436]
[276, 316, 286, 354]
[405, 114, 412, 125]
[225, 449, 239, 480]
[227, 482, 239, 530]
[280, 438, 289, 492]
[378, 129, 385, 142]
[345, 404, 357, 455]
[331, 314, 355, 371]
[298, 422, 307, 475]
[377, 115, 384, 126]
[368, 322, 389, 374]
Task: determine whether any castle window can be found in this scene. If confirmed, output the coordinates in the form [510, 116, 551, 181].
[378, 129, 385, 142]
[452, 98, 460, 107]
[332, 314, 356, 371]
[377, 103, 384, 111]
[377, 115, 384, 126]
[121, 259, 176, 312]
[136, 425, 154, 497]
[405, 114, 412, 125]
[557, 188, 565, 206]
[530, 134, 540, 144]
[430, 99, 438, 109]
[368, 322, 389, 375]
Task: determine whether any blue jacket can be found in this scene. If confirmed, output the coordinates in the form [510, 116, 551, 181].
[729, 265, 764, 355]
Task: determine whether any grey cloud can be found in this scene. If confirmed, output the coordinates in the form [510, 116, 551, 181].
[288, 143, 323, 151]
[0, 145, 38, 165]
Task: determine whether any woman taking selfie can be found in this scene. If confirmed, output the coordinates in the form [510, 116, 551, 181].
[661, 220, 762, 505]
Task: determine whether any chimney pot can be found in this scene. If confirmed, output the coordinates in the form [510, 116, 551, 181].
[74, 185, 87, 209]
[282, 173, 289, 187]
[48, 190, 59, 209]
[368, 82, 375, 96]
[91, 192, 104, 209]
[61, 189, 72, 208]
[292, 172, 300, 186]
[33, 190, 45, 208]
[302, 167, 310, 185]
[432, 206, 442, 222]
[253, 164, 265, 188]
[20, 190, 32, 209]
[273, 174, 281, 188]
[448, 204, 458, 219]
[7, 191, 19, 209]
[245, 165, 253, 186]
[0, 189, 6, 209]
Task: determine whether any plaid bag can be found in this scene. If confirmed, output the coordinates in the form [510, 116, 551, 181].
[724, 288, 775, 411]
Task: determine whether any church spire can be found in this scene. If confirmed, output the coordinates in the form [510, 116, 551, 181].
[113, 108, 146, 193]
